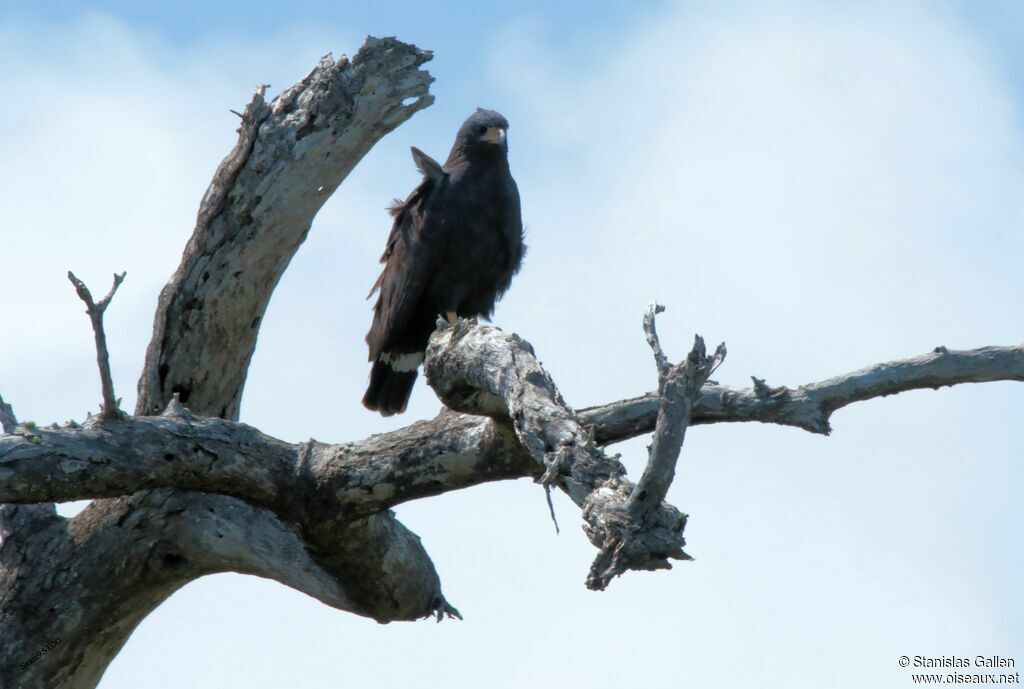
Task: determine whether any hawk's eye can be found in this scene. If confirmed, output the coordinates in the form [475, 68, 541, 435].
[476, 125, 487, 135]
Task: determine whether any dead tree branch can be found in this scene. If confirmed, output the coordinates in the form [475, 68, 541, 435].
[425, 318, 692, 590]
[0, 391, 62, 549]
[580, 344, 1024, 444]
[3, 336, 1020, 530]
[0, 37, 439, 689]
[135, 39, 434, 420]
[67, 271, 126, 419]
[3, 335, 1019, 543]
[627, 305, 725, 518]
[0, 401, 533, 516]
[2, 32, 1022, 689]
[2, 310, 1021, 688]
[643, 303, 671, 373]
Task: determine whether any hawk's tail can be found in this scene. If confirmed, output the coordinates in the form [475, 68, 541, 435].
[362, 359, 418, 416]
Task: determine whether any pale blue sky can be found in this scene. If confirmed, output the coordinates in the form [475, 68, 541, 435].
[1, 2, 1022, 687]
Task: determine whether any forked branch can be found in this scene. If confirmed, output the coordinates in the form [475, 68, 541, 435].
[628, 304, 725, 518]
[67, 270, 126, 419]
[424, 318, 693, 591]
[1, 39, 441, 689]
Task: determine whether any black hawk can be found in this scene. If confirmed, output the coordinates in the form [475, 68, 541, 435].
[362, 108, 525, 415]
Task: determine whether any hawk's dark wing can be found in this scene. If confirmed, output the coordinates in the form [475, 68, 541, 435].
[365, 148, 444, 362]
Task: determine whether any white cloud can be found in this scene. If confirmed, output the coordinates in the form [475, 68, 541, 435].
[1, 3, 1021, 688]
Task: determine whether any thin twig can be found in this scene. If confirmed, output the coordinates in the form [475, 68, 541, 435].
[67, 271, 126, 420]
[544, 484, 560, 534]
[643, 303, 670, 376]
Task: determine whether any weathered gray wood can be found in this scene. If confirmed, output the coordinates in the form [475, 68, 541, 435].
[627, 305, 725, 518]
[1, 29, 1022, 689]
[0, 405, 532, 521]
[0, 489, 366, 689]
[7, 339, 1018, 517]
[0, 37, 441, 689]
[424, 318, 694, 590]
[3, 333, 1022, 686]
[136, 38, 434, 419]
[579, 343, 1024, 442]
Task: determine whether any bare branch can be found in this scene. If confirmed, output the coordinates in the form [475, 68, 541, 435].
[4, 30, 1020, 686]
[0, 404, 530, 516]
[0, 396, 61, 544]
[0, 40, 442, 689]
[135, 38, 434, 420]
[2, 328, 1020, 616]
[628, 310, 726, 518]
[0, 490, 363, 689]
[67, 270, 126, 419]
[580, 343, 1024, 444]
[643, 302, 670, 375]
[424, 319, 692, 591]
[0, 411, 283, 507]
[119, 36, 446, 626]
[4, 341, 1018, 522]
[5, 467, 425, 680]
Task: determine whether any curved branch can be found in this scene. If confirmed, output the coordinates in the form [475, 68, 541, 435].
[0, 490, 366, 689]
[1, 38, 443, 689]
[424, 319, 692, 590]
[136, 37, 434, 420]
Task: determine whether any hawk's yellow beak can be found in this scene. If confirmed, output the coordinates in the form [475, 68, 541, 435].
[483, 127, 507, 145]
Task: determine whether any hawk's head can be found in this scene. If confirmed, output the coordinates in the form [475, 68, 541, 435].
[454, 108, 509, 155]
